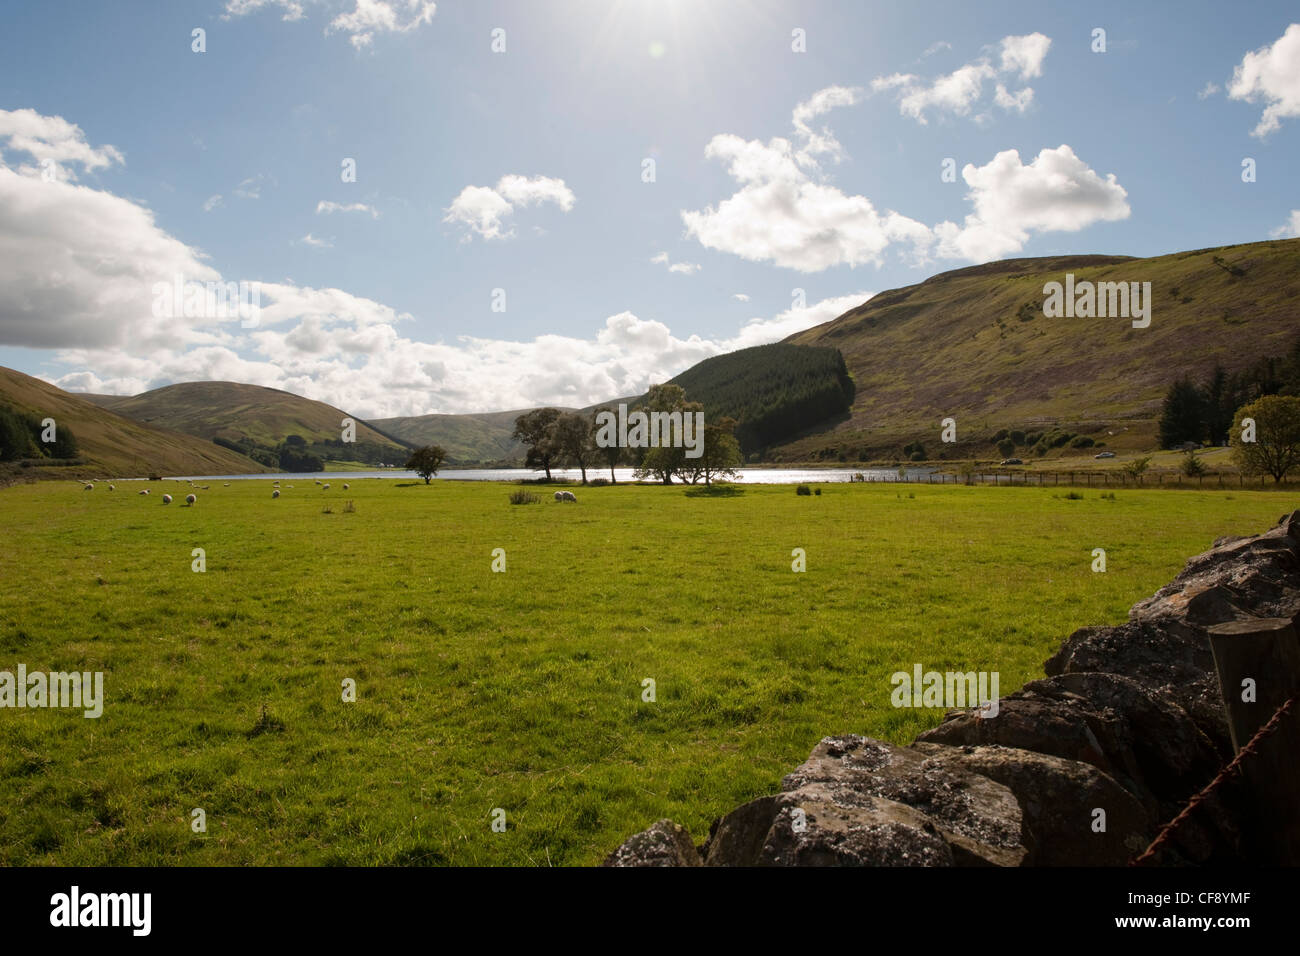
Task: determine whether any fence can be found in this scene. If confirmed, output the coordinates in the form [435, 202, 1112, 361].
[849, 470, 1289, 490]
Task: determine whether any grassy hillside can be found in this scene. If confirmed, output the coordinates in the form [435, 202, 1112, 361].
[84, 382, 407, 452]
[371, 408, 542, 465]
[782, 238, 1300, 461]
[0, 477, 1291, 864]
[0, 367, 267, 480]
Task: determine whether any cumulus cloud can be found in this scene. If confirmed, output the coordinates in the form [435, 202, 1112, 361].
[299, 233, 333, 248]
[732, 293, 750, 302]
[683, 84, 1127, 270]
[329, 0, 437, 50]
[872, 33, 1050, 123]
[1227, 23, 1300, 137]
[932, 145, 1130, 262]
[444, 174, 575, 240]
[202, 194, 223, 212]
[317, 199, 379, 218]
[1198, 81, 1220, 100]
[1271, 209, 1300, 239]
[650, 252, 701, 275]
[223, 0, 306, 21]
[47, 289, 870, 418]
[0, 108, 123, 180]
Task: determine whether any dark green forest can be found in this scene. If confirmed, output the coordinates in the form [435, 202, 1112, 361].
[0, 404, 79, 462]
[661, 343, 855, 454]
[1159, 338, 1300, 448]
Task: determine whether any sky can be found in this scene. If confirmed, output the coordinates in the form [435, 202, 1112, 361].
[0, 0, 1297, 418]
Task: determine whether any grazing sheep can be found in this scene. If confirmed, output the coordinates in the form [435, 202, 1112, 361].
[162, 494, 173, 504]
[108, 484, 115, 491]
[185, 493, 196, 505]
[83, 483, 93, 491]
[223, 482, 230, 486]
[315, 480, 321, 485]
[138, 489, 148, 496]
[342, 483, 350, 490]
[272, 489, 280, 498]
[554, 491, 564, 501]
[563, 491, 577, 502]
[322, 483, 330, 490]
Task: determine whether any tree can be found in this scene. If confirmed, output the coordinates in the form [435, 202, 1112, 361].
[405, 445, 447, 484]
[996, 438, 1016, 458]
[552, 412, 594, 484]
[633, 384, 689, 485]
[1123, 456, 1151, 481]
[1232, 395, 1300, 483]
[512, 407, 562, 480]
[1158, 377, 1205, 448]
[682, 415, 744, 486]
[591, 407, 625, 483]
[1179, 449, 1208, 477]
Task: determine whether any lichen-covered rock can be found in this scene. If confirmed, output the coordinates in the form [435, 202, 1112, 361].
[603, 819, 701, 866]
[911, 742, 1150, 866]
[702, 735, 1025, 867]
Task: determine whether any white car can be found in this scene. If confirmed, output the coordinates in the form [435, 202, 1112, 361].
[1095, 451, 1116, 459]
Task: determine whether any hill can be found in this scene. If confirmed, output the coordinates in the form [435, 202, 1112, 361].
[370, 408, 542, 465]
[0, 367, 268, 480]
[83, 381, 409, 469]
[781, 238, 1300, 461]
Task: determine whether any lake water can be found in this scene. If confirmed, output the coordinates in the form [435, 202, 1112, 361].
[163, 466, 940, 484]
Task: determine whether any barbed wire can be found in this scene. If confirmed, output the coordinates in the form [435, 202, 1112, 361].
[1130, 695, 1295, 866]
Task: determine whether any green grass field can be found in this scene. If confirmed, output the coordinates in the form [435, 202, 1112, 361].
[1, 478, 1295, 865]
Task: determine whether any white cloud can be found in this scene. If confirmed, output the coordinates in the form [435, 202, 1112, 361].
[0, 108, 123, 180]
[444, 174, 575, 240]
[999, 33, 1051, 81]
[933, 145, 1130, 262]
[233, 175, 265, 199]
[1227, 23, 1300, 137]
[329, 0, 437, 50]
[299, 233, 333, 248]
[223, 0, 306, 21]
[729, 292, 873, 350]
[921, 41, 952, 58]
[732, 293, 750, 302]
[202, 194, 223, 212]
[790, 85, 863, 165]
[317, 199, 379, 218]
[650, 252, 701, 275]
[1198, 81, 1220, 100]
[1271, 209, 1300, 239]
[872, 33, 1049, 124]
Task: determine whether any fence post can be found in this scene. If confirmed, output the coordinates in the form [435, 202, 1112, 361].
[1207, 618, 1300, 864]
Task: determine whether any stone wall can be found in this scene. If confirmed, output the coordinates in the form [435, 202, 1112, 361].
[605, 510, 1300, 866]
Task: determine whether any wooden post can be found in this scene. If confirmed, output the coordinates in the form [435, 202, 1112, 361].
[1207, 618, 1300, 864]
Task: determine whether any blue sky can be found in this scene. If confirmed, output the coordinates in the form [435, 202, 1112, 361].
[1, 0, 1297, 417]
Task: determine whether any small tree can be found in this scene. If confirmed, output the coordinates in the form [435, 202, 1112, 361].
[405, 445, 447, 484]
[552, 412, 594, 484]
[957, 460, 978, 485]
[1158, 377, 1205, 448]
[1232, 395, 1300, 483]
[512, 407, 562, 481]
[698, 416, 743, 487]
[591, 406, 625, 483]
[1179, 449, 1208, 477]
[1123, 456, 1151, 481]
[996, 439, 1016, 458]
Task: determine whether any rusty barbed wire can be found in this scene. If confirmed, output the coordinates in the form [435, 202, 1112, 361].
[1129, 695, 1295, 866]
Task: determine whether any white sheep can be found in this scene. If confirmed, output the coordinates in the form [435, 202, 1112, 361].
[554, 491, 564, 501]
[162, 494, 173, 504]
[138, 489, 149, 496]
[322, 483, 330, 490]
[108, 484, 115, 491]
[185, 493, 196, 505]
[315, 480, 321, 485]
[562, 491, 577, 502]
[272, 489, 280, 498]
[342, 483, 350, 490]
[83, 483, 93, 491]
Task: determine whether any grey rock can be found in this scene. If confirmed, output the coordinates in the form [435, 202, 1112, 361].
[603, 819, 701, 866]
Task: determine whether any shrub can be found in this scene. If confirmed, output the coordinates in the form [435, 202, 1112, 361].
[509, 490, 540, 505]
[1009, 430, 1026, 445]
[992, 429, 1009, 443]
[795, 485, 812, 496]
[909, 451, 925, 462]
[1069, 435, 1095, 448]
[1024, 432, 1042, 446]
[813, 487, 821, 496]
[1180, 450, 1208, 477]
[997, 439, 1016, 458]
[1064, 490, 1084, 500]
[343, 500, 355, 513]
[1100, 491, 1116, 500]
[588, 477, 609, 486]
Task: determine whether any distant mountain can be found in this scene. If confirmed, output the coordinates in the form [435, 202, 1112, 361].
[82, 381, 409, 468]
[782, 238, 1300, 460]
[0, 367, 268, 479]
[370, 408, 544, 465]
